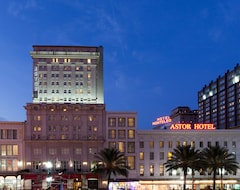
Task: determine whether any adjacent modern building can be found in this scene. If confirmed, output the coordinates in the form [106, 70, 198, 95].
[198, 64, 240, 129]
[170, 106, 198, 124]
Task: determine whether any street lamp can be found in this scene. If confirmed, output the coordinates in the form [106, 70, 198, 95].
[46, 161, 53, 190]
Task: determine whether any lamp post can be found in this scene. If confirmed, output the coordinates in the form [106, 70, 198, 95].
[46, 161, 53, 190]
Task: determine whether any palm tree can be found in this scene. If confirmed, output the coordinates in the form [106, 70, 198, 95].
[92, 148, 129, 190]
[201, 144, 239, 190]
[164, 144, 200, 190]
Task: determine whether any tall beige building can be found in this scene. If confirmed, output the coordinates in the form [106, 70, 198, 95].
[30, 45, 104, 104]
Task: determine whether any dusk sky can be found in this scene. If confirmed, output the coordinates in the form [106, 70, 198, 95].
[1, 0, 240, 129]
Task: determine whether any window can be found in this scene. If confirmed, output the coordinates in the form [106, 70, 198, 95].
[118, 118, 126, 127]
[150, 152, 154, 160]
[139, 152, 144, 160]
[109, 142, 116, 148]
[176, 141, 180, 147]
[232, 141, 236, 148]
[108, 118, 116, 127]
[160, 165, 164, 176]
[139, 141, 144, 148]
[199, 141, 203, 148]
[224, 141, 228, 147]
[128, 118, 135, 127]
[159, 141, 164, 148]
[128, 142, 135, 153]
[160, 152, 164, 160]
[49, 148, 57, 155]
[169, 141, 173, 148]
[127, 156, 135, 170]
[108, 130, 116, 139]
[118, 130, 125, 139]
[140, 165, 144, 176]
[150, 164, 154, 176]
[149, 141, 154, 148]
[61, 148, 70, 155]
[208, 141, 211, 147]
[118, 142, 125, 152]
[128, 130, 135, 139]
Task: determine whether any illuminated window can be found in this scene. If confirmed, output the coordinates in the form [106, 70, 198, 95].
[118, 130, 125, 138]
[159, 141, 164, 148]
[1, 145, 6, 156]
[128, 117, 135, 127]
[149, 141, 154, 148]
[128, 142, 135, 153]
[160, 165, 164, 176]
[87, 58, 91, 64]
[139, 152, 144, 160]
[183, 141, 187, 146]
[140, 165, 144, 176]
[169, 141, 173, 148]
[150, 152, 154, 160]
[150, 164, 154, 176]
[118, 142, 125, 152]
[128, 130, 135, 139]
[191, 141, 195, 148]
[176, 141, 180, 147]
[108, 118, 116, 127]
[13, 145, 18, 155]
[127, 156, 135, 169]
[87, 73, 91, 79]
[64, 58, 71, 63]
[87, 66, 91, 71]
[108, 130, 116, 139]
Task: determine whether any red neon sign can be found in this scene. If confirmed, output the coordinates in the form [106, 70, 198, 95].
[170, 123, 216, 130]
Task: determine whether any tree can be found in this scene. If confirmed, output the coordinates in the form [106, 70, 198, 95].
[164, 145, 200, 190]
[92, 148, 129, 190]
[201, 144, 239, 190]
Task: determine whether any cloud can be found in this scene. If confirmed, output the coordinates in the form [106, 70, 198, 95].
[8, 0, 37, 19]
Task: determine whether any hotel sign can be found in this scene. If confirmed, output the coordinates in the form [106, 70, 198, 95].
[170, 123, 215, 130]
[152, 116, 172, 125]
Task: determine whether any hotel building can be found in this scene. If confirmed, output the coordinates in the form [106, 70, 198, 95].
[0, 46, 240, 190]
[198, 64, 240, 129]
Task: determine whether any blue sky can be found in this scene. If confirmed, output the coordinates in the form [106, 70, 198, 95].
[1, 0, 240, 129]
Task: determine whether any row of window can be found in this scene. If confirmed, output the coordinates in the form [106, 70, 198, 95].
[0, 159, 19, 172]
[108, 117, 136, 127]
[39, 89, 91, 94]
[0, 145, 18, 156]
[37, 97, 96, 102]
[139, 164, 236, 177]
[139, 140, 236, 149]
[38, 65, 92, 73]
[108, 129, 135, 139]
[33, 115, 98, 121]
[109, 141, 135, 153]
[0, 129, 17, 139]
